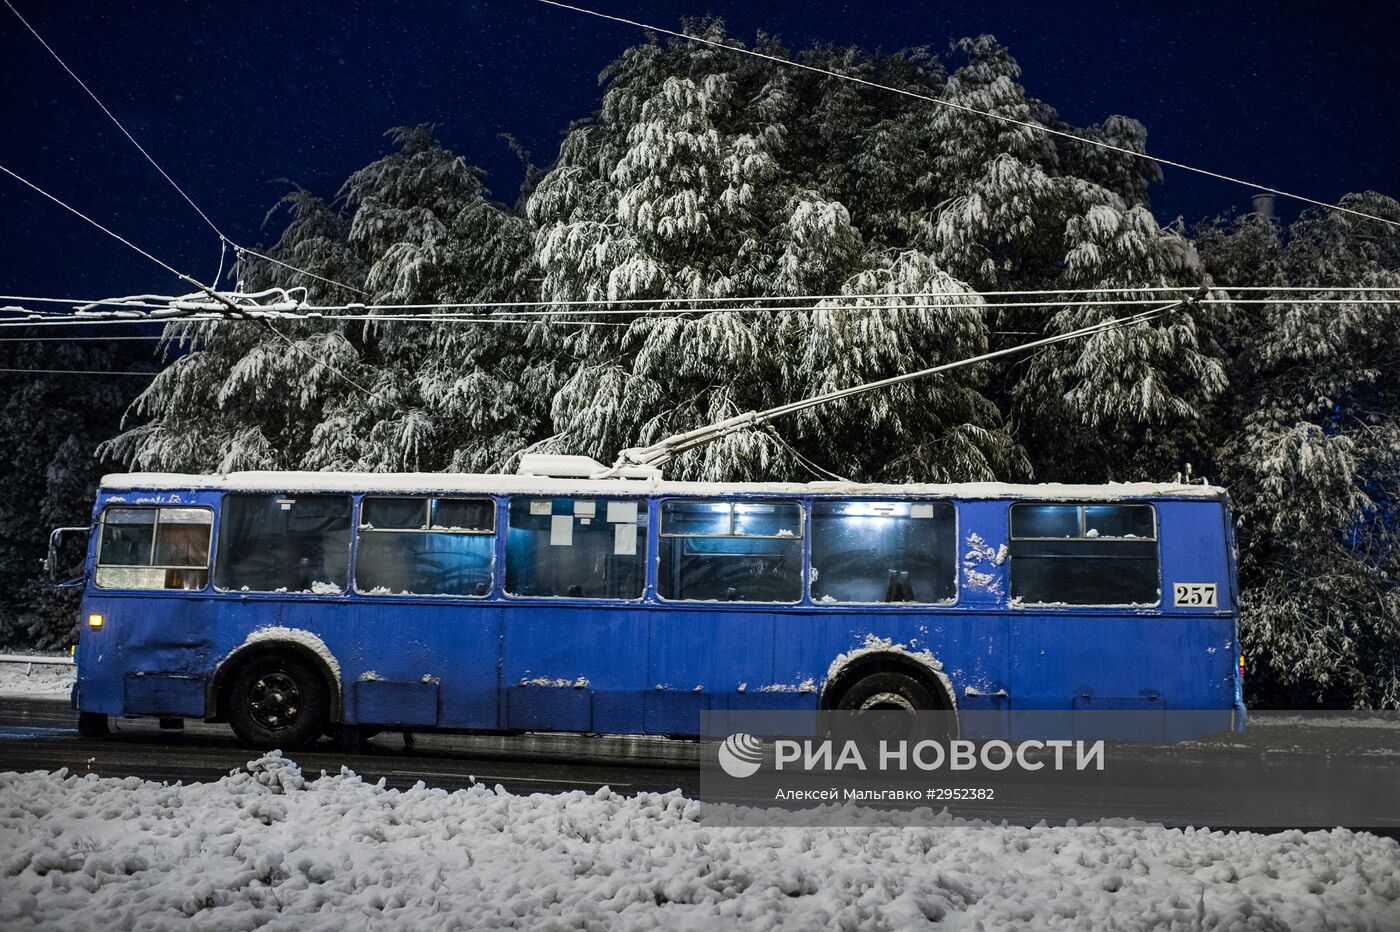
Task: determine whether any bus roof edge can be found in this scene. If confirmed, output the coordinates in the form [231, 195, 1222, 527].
[94, 471, 1228, 502]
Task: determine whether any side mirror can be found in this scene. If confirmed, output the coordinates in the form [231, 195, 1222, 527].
[47, 526, 90, 589]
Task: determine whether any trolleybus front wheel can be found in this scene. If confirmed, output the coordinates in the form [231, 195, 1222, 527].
[227, 654, 329, 750]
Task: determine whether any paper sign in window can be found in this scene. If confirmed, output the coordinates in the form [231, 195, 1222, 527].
[607, 501, 638, 524]
[574, 500, 596, 517]
[614, 523, 638, 555]
[549, 515, 573, 546]
[911, 503, 935, 519]
[530, 500, 552, 516]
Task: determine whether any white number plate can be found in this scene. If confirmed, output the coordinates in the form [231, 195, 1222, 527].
[1173, 583, 1218, 607]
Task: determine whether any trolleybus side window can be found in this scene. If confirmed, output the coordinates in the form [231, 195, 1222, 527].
[658, 500, 803, 602]
[214, 494, 352, 593]
[505, 497, 646, 599]
[356, 497, 495, 597]
[1009, 502, 1159, 605]
[810, 500, 956, 604]
[95, 506, 213, 590]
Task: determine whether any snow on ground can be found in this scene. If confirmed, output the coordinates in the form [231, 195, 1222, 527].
[0, 658, 74, 698]
[2, 754, 1397, 931]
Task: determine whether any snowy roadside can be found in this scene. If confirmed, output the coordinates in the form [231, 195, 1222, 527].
[2, 754, 1397, 931]
[0, 656, 74, 699]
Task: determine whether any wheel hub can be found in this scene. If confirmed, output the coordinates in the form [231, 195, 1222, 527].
[248, 671, 302, 730]
[857, 691, 918, 743]
[859, 691, 916, 712]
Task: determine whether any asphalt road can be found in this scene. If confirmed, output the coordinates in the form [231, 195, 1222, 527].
[0, 696, 701, 796]
[2, 697, 1397, 835]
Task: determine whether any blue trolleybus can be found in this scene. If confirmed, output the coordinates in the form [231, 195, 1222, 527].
[54, 456, 1244, 747]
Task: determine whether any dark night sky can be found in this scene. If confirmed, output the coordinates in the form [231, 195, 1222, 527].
[3, 1, 1398, 303]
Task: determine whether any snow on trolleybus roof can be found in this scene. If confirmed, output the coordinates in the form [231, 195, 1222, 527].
[99, 461, 1226, 502]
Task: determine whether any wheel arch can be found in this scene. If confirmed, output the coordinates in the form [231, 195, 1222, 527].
[208, 631, 343, 723]
[820, 650, 957, 712]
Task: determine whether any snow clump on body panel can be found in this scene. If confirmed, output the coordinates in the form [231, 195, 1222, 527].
[2, 754, 1398, 930]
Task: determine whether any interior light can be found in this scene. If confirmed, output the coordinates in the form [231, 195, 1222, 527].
[844, 502, 905, 518]
[87, 613, 104, 629]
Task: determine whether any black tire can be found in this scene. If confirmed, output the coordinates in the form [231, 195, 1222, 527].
[227, 654, 329, 750]
[833, 671, 955, 746]
[834, 670, 940, 712]
[77, 711, 109, 738]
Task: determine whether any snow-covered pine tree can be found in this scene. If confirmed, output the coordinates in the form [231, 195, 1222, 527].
[886, 38, 1226, 481]
[101, 187, 369, 472]
[105, 126, 545, 475]
[529, 25, 1021, 481]
[792, 250, 1028, 481]
[1007, 197, 1226, 480]
[528, 26, 792, 478]
[305, 125, 545, 473]
[1199, 194, 1400, 708]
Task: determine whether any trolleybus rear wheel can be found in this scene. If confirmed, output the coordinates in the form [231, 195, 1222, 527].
[835, 670, 937, 712]
[834, 671, 953, 748]
[227, 654, 329, 750]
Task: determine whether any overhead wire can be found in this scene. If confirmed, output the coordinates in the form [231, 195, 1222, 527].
[259, 320, 379, 400]
[535, 0, 1400, 231]
[0, 13, 382, 397]
[3, 0, 367, 296]
[5, 284, 1400, 311]
[287, 296, 1398, 318]
[764, 425, 851, 482]
[0, 335, 163, 342]
[8, 291, 1400, 323]
[0, 367, 157, 377]
[0, 162, 211, 292]
[3, 291, 1398, 324]
[2, 0, 225, 242]
[605, 302, 1182, 472]
[2, 294, 1398, 331]
[0, 315, 634, 330]
[0, 166, 383, 388]
[233, 246, 368, 297]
